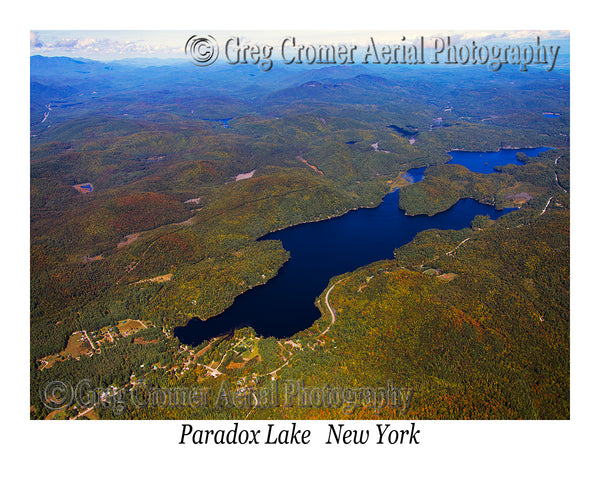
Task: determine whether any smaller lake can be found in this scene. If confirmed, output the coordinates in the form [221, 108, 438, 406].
[402, 167, 426, 183]
[447, 147, 554, 174]
[543, 113, 560, 118]
[203, 118, 232, 128]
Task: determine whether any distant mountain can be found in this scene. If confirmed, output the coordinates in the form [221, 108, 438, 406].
[287, 64, 372, 84]
[108, 58, 188, 67]
[30, 55, 111, 76]
[341, 74, 397, 87]
[263, 73, 404, 105]
[30, 55, 89, 66]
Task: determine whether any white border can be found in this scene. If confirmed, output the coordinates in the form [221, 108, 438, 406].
[6, 0, 596, 477]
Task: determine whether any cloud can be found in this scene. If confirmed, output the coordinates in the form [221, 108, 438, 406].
[299, 30, 569, 49]
[446, 30, 570, 43]
[30, 32, 184, 58]
[30, 31, 43, 48]
[29, 30, 569, 60]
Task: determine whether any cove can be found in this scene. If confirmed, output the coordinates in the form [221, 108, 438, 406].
[447, 147, 553, 174]
[175, 189, 516, 346]
[402, 167, 426, 183]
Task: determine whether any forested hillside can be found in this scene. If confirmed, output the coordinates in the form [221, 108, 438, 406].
[30, 56, 569, 420]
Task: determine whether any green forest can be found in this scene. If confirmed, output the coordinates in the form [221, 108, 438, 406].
[30, 56, 569, 420]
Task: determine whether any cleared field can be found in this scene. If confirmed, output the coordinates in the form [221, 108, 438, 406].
[117, 233, 140, 249]
[423, 268, 439, 276]
[226, 358, 249, 369]
[387, 171, 411, 189]
[502, 191, 534, 205]
[39, 331, 91, 369]
[298, 156, 324, 175]
[133, 337, 158, 345]
[437, 272, 459, 281]
[63, 332, 92, 357]
[116, 319, 148, 336]
[38, 353, 61, 369]
[134, 273, 173, 285]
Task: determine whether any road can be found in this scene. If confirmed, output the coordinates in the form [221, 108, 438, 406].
[71, 406, 94, 420]
[446, 237, 471, 256]
[203, 364, 222, 377]
[261, 279, 341, 380]
[555, 172, 567, 193]
[319, 280, 341, 337]
[41, 104, 51, 124]
[540, 197, 553, 216]
[266, 359, 290, 378]
[83, 330, 96, 351]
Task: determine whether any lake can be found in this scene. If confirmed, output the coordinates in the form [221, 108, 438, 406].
[402, 167, 427, 183]
[203, 118, 232, 128]
[175, 189, 516, 346]
[447, 147, 554, 174]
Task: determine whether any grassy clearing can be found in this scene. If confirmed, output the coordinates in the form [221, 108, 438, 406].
[39, 331, 92, 369]
[116, 319, 148, 336]
[423, 268, 439, 276]
[63, 332, 92, 357]
[134, 273, 173, 285]
[437, 272, 459, 281]
[387, 171, 411, 189]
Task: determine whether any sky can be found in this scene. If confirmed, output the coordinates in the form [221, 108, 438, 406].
[30, 30, 570, 62]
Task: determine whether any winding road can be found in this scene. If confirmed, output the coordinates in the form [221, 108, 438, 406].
[540, 197, 553, 216]
[318, 280, 341, 337]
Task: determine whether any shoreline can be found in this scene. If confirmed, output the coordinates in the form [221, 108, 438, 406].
[177, 144, 562, 340]
[446, 145, 557, 154]
[256, 196, 385, 240]
[179, 253, 292, 326]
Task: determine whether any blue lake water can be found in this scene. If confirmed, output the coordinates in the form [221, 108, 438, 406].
[543, 113, 560, 118]
[402, 167, 427, 183]
[447, 147, 554, 174]
[175, 189, 516, 346]
[203, 118, 232, 128]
